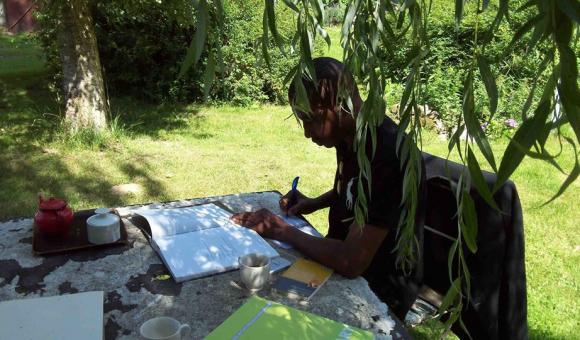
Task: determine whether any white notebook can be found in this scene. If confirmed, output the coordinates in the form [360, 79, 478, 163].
[135, 203, 279, 282]
[0, 291, 104, 340]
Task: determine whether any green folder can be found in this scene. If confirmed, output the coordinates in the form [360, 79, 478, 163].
[205, 296, 374, 340]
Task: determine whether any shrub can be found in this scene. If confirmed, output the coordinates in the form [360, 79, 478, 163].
[36, 0, 316, 105]
[381, 0, 546, 137]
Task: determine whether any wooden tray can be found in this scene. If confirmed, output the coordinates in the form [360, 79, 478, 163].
[33, 209, 128, 256]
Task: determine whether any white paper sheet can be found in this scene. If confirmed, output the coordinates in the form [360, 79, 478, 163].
[0, 291, 104, 340]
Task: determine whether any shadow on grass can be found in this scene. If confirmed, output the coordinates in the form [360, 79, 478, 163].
[0, 44, 206, 219]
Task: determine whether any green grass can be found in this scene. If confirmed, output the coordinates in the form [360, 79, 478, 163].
[1, 33, 578, 339]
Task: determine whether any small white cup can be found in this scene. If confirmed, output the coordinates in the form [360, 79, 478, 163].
[239, 253, 271, 292]
[140, 316, 191, 340]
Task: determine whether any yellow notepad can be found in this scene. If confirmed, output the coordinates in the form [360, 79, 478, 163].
[272, 258, 333, 300]
[205, 296, 374, 340]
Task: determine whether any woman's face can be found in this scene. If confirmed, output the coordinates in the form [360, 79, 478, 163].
[293, 104, 342, 148]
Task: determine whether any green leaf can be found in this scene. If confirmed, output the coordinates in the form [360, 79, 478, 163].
[178, 0, 208, 78]
[467, 148, 499, 211]
[265, 0, 285, 51]
[447, 239, 458, 285]
[261, 9, 272, 68]
[555, 14, 580, 144]
[281, 0, 300, 13]
[482, 0, 490, 11]
[455, 0, 464, 26]
[557, 0, 580, 23]
[542, 139, 580, 205]
[461, 193, 478, 253]
[503, 14, 543, 57]
[214, 0, 224, 28]
[342, 0, 360, 40]
[477, 56, 498, 115]
[202, 51, 215, 99]
[292, 72, 311, 114]
[439, 277, 461, 314]
[495, 100, 552, 192]
[491, 0, 509, 30]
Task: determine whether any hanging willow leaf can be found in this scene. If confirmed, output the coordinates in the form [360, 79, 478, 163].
[202, 50, 215, 99]
[557, 0, 580, 23]
[292, 71, 311, 114]
[467, 148, 499, 211]
[503, 14, 543, 58]
[265, 0, 285, 51]
[491, 0, 509, 30]
[455, 0, 464, 26]
[495, 100, 552, 192]
[542, 154, 579, 205]
[178, 0, 208, 78]
[461, 193, 478, 253]
[439, 277, 461, 314]
[554, 13, 580, 144]
[477, 56, 498, 115]
[281, 0, 299, 13]
[482, 0, 490, 11]
[262, 9, 272, 68]
[342, 0, 360, 39]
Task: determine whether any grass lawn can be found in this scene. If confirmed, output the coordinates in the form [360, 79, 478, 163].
[1, 34, 578, 339]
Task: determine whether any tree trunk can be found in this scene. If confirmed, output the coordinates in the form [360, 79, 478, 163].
[58, 0, 108, 132]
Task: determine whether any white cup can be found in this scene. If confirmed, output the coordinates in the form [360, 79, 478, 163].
[140, 316, 191, 340]
[239, 253, 271, 292]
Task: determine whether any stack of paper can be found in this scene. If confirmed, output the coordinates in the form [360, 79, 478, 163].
[0, 291, 104, 340]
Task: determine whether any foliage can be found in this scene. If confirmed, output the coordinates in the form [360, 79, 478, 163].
[187, 0, 580, 335]
[35, 0, 311, 105]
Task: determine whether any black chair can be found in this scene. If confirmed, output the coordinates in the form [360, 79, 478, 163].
[418, 153, 528, 340]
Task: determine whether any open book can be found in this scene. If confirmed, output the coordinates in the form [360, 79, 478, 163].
[134, 203, 279, 283]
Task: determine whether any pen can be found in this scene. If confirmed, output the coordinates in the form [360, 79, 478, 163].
[289, 176, 300, 213]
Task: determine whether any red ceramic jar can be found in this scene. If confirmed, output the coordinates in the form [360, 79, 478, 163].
[34, 196, 74, 236]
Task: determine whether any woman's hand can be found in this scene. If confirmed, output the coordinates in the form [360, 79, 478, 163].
[230, 208, 290, 240]
[279, 190, 318, 216]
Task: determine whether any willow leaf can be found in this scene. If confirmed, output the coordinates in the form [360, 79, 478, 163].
[202, 50, 215, 99]
[461, 193, 478, 253]
[494, 100, 551, 192]
[477, 56, 498, 115]
[265, 0, 284, 51]
[455, 0, 464, 26]
[557, 0, 580, 23]
[491, 0, 509, 30]
[542, 153, 579, 205]
[342, 0, 360, 39]
[439, 277, 461, 314]
[178, 0, 208, 78]
[261, 9, 271, 68]
[467, 148, 499, 211]
[281, 0, 299, 13]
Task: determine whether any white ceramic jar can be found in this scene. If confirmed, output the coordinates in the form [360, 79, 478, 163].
[86, 208, 121, 244]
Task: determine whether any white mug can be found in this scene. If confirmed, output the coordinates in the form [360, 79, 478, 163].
[238, 253, 270, 292]
[140, 316, 191, 340]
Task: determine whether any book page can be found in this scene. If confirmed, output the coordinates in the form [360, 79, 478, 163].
[155, 222, 279, 282]
[136, 203, 232, 239]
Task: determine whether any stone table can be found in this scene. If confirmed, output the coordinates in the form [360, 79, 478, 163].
[0, 191, 409, 339]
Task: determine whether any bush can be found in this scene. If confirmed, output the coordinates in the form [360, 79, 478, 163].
[36, 0, 315, 105]
[381, 0, 546, 137]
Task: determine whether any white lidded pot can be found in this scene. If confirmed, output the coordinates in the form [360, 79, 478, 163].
[86, 208, 121, 244]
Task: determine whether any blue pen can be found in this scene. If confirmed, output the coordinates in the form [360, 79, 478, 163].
[289, 176, 300, 210]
